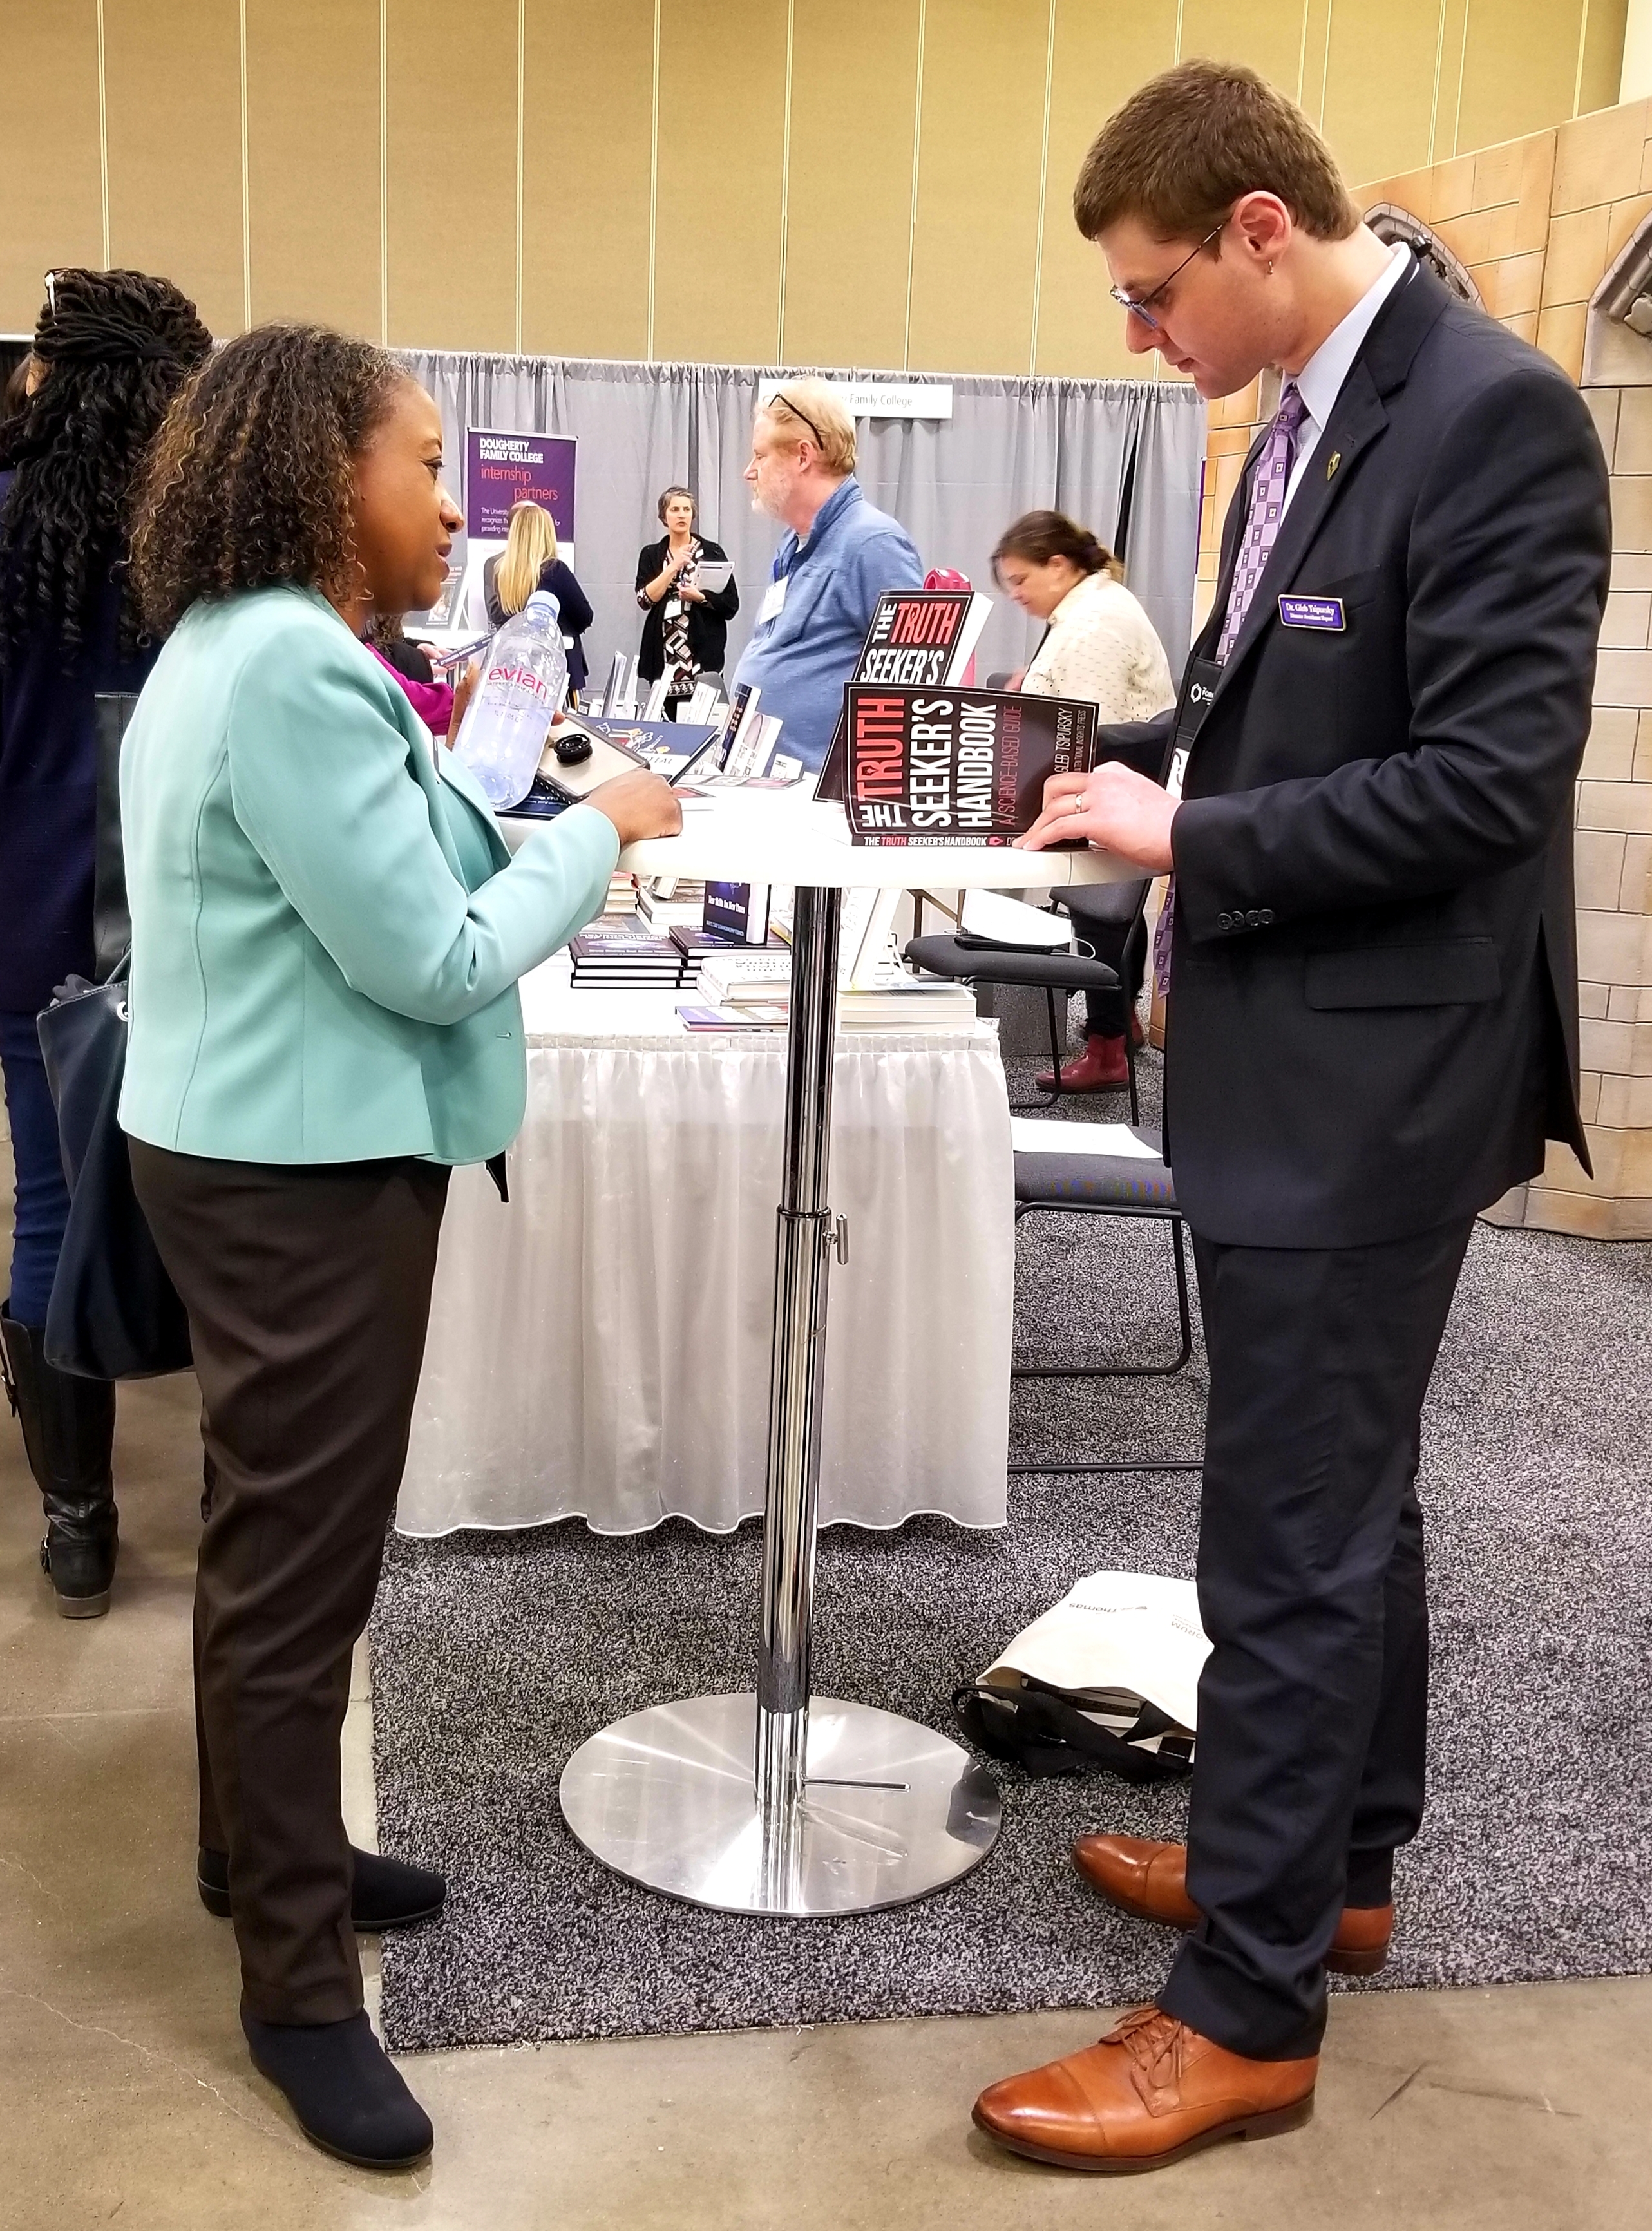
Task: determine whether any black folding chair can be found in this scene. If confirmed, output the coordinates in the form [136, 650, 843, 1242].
[904, 936, 1141, 1120]
[1009, 1120, 1201, 1476]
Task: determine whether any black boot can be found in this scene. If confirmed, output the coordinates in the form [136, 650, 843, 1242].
[198, 1844, 446, 1930]
[0, 1304, 119, 1617]
[242, 2008, 433, 2169]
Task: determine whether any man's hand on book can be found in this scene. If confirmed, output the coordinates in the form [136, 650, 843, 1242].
[1017, 764, 1177, 872]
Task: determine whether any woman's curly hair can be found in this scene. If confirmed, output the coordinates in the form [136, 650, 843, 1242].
[0, 268, 211, 672]
[129, 324, 406, 635]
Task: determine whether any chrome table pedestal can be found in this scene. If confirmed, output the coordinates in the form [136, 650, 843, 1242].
[560, 884, 1002, 1914]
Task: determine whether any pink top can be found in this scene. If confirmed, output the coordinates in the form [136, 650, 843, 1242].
[368, 642, 455, 735]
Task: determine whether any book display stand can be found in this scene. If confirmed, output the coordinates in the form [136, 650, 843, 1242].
[556, 795, 1130, 1915]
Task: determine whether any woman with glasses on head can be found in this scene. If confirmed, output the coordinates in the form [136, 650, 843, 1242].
[0, 267, 212, 1619]
[635, 486, 739, 717]
[994, 509, 1176, 1092]
[729, 383, 923, 772]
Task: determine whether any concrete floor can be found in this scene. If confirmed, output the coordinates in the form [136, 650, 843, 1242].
[3, 1149, 1649, 2229]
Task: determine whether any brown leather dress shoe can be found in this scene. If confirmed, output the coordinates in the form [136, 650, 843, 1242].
[1074, 1833, 1394, 1977]
[1035, 1032, 1130, 1093]
[973, 2004, 1316, 2174]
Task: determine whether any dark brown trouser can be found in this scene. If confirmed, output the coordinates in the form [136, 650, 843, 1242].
[129, 1143, 449, 2024]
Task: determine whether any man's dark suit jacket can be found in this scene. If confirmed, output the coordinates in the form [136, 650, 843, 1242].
[1106, 264, 1611, 1249]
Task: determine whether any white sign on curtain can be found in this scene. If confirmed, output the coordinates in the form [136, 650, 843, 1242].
[759, 377, 954, 421]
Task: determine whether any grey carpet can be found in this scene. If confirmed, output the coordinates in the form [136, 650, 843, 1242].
[370, 1045, 1652, 2051]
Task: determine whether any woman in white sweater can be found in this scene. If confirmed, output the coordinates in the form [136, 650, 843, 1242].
[995, 511, 1176, 1092]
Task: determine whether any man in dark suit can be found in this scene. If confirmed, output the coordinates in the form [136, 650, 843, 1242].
[973, 61, 1609, 2177]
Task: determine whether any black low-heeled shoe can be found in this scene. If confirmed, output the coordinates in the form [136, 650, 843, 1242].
[242, 2006, 433, 2170]
[198, 1845, 446, 1930]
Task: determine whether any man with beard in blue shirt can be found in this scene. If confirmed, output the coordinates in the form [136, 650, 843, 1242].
[730, 381, 922, 774]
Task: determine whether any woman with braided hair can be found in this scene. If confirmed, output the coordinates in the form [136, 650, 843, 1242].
[0, 267, 211, 1618]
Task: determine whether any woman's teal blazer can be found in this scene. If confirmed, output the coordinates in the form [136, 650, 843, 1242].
[119, 585, 619, 1166]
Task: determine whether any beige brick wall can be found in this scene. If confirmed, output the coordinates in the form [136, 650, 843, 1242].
[1193, 99, 1652, 1238]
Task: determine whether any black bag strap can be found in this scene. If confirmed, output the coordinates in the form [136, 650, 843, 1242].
[953, 1679, 1192, 1785]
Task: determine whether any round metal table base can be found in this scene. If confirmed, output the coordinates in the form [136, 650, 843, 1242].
[559, 1693, 1001, 1916]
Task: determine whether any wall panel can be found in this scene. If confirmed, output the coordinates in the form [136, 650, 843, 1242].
[1178, 0, 1306, 97]
[1581, 0, 1633, 119]
[245, 0, 380, 335]
[1457, 0, 1586, 159]
[2, 10, 103, 335]
[102, 0, 244, 336]
[654, 0, 789, 365]
[386, 0, 518, 351]
[907, 0, 1049, 374]
[1298, 0, 1335, 126]
[522, 0, 654, 358]
[1, 0, 1632, 365]
[783, 0, 922, 370]
[1321, 0, 1447, 190]
[1036, 0, 1181, 379]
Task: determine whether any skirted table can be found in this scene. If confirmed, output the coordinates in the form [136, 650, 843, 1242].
[397, 980, 1017, 1537]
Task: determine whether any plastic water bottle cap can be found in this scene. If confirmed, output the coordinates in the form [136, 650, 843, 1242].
[526, 589, 562, 618]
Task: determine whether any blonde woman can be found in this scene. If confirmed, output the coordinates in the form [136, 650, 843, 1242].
[995, 509, 1176, 1091]
[482, 498, 593, 696]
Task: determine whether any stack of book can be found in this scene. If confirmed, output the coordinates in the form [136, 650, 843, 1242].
[635, 878, 707, 931]
[669, 926, 784, 992]
[693, 949, 977, 1032]
[569, 916, 687, 989]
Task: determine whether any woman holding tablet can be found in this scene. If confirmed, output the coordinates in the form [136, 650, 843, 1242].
[636, 485, 739, 716]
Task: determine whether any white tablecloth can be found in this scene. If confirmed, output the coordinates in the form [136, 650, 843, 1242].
[396, 968, 1014, 1537]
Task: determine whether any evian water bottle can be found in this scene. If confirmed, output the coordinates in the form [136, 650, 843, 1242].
[453, 589, 567, 808]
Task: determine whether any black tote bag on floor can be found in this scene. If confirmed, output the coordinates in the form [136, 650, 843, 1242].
[36, 961, 193, 1380]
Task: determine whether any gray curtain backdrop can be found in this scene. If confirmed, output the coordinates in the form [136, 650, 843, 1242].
[397, 352, 1206, 693]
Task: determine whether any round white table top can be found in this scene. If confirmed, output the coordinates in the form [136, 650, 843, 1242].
[508, 788, 1135, 891]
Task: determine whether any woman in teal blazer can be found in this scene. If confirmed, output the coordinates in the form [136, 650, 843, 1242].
[119, 325, 678, 2172]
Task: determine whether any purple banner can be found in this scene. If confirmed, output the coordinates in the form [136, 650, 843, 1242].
[464, 427, 577, 542]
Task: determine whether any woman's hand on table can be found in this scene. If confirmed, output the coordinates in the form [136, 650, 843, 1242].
[587, 768, 683, 846]
[1016, 763, 1177, 872]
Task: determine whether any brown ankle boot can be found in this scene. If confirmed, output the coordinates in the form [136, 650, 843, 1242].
[1035, 1032, 1130, 1094]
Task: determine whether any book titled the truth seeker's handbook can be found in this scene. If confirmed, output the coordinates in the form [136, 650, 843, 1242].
[841, 685, 1099, 846]
[816, 588, 989, 801]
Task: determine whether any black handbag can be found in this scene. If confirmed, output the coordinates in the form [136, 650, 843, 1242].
[953, 1675, 1193, 1784]
[36, 958, 193, 1380]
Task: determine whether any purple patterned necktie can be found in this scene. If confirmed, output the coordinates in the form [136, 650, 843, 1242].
[1152, 383, 1309, 998]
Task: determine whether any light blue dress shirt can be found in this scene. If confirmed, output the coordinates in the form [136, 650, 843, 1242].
[730, 477, 923, 773]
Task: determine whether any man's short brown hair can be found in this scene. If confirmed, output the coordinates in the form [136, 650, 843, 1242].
[1074, 59, 1359, 245]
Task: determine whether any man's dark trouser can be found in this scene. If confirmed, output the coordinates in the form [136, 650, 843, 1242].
[1156, 1214, 1476, 2062]
[130, 1143, 449, 2025]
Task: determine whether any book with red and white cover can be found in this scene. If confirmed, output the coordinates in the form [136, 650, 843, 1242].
[841, 684, 1097, 847]
[816, 589, 992, 799]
